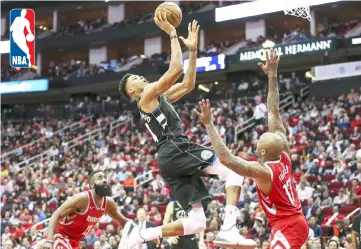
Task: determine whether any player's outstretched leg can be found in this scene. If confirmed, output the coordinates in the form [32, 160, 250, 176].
[124, 203, 206, 249]
[203, 157, 257, 249]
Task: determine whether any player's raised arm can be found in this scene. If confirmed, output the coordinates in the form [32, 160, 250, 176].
[164, 20, 199, 103]
[194, 99, 271, 182]
[258, 50, 290, 154]
[106, 198, 129, 228]
[141, 12, 183, 104]
[42, 193, 87, 249]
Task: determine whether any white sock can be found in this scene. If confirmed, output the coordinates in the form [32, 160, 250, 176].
[139, 226, 162, 241]
[222, 205, 239, 230]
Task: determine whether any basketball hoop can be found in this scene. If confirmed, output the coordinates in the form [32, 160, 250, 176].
[284, 0, 312, 21]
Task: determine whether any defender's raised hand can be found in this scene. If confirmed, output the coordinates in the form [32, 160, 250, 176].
[194, 99, 214, 126]
[257, 50, 280, 76]
[179, 20, 200, 50]
[154, 12, 176, 35]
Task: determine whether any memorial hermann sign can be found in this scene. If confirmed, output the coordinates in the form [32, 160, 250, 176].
[239, 38, 336, 62]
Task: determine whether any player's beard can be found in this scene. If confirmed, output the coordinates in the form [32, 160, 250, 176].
[94, 184, 112, 196]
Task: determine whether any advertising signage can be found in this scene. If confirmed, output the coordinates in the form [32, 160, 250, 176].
[312, 61, 361, 82]
[239, 38, 336, 62]
[0, 79, 49, 94]
[183, 54, 226, 73]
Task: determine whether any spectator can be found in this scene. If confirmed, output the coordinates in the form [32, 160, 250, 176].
[4, 239, 14, 249]
[80, 240, 87, 249]
[303, 199, 318, 219]
[311, 237, 323, 249]
[333, 188, 349, 205]
[209, 179, 225, 195]
[261, 240, 270, 249]
[297, 182, 314, 202]
[327, 238, 340, 249]
[108, 236, 118, 249]
[343, 237, 353, 249]
[85, 230, 99, 245]
[204, 231, 215, 249]
[309, 216, 322, 238]
[94, 241, 101, 249]
[135, 208, 157, 249]
[253, 97, 267, 125]
[99, 234, 110, 249]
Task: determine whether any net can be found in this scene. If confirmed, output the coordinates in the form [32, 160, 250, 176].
[284, 4, 312, 21]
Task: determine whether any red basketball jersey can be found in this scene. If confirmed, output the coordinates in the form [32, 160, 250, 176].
[55, 190, 107, 241]
[256, 152, 302, 226]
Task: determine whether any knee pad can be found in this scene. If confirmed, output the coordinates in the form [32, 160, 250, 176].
[181, 203, 206, 235]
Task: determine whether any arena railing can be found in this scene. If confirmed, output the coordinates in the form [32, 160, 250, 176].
[1, 117, 92, 162]
[300, 85, 310, 99]
[234, 94, 295, 143]
[16, 117, 132, 171]
[134, 170, 155, 191]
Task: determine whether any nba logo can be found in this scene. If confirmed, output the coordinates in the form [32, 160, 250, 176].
[9, 9, 35, 68]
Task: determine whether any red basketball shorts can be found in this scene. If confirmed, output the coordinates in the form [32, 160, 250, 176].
[54, 234, 80, 249]
[270, 215, 309, 249]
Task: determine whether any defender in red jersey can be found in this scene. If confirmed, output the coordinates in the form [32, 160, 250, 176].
[41, 170, 130, 249]
[194, 50, 309, 249]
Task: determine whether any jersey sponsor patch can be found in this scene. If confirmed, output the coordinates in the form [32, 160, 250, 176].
[200, 150, 213, 160]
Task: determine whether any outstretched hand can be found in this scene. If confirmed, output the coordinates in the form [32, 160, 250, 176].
[154, 12, 176, 35]
[194, 99, 214, 126]
[179, 20, 200, 50]
[257, 49, 280, 76]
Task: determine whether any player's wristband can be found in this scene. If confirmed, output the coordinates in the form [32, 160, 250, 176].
[45, 240, 54, 244]
[189, 48, 197, 52]
[170, 35, 178, 40]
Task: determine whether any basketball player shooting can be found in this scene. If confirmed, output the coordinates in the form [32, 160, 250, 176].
[119, 12, 255, 249]
[41, 170, 132, 249]
[10, 9, 33, 67]
[194, 50, 309, 249]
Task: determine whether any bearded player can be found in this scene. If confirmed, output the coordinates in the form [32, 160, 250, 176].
[119, 13, 255, 249]
[41, 170, 131, 249]
[194, 50, 309, 249]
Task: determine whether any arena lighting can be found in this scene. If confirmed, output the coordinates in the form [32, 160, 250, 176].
[262, 40, 275, 48]
[198, 85, 210, 93]
[0, 40, 10, 54]
[215, 0, 343, 22]
[352, 37, 361, 45]
[305, 71, 313, 79]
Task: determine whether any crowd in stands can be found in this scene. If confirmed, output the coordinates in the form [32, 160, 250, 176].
[1, 77, 361, 249]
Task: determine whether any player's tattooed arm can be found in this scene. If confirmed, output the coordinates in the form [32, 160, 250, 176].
[258, 50, 290, 155]
[194, 99, 271, 181]
[164, 20, 200, 103]
[106, 198, 130, 228]
[46, 193, 87, 242]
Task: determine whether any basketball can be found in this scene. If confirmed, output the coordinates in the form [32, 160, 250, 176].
[26, 33, 34, 42]
[155, 2, 182, 28]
